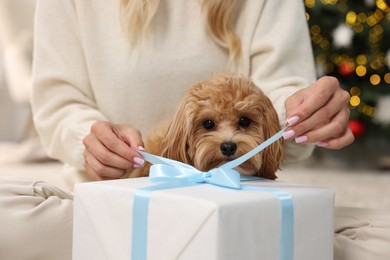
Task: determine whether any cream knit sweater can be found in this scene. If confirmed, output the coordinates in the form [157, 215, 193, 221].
[32, 0, 316, 187]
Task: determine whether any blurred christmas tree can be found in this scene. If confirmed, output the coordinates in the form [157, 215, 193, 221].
[305, 0, 390, 165]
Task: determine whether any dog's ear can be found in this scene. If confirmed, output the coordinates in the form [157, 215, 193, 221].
[256, 97, 284, 180]
[159, 97, 193, 164]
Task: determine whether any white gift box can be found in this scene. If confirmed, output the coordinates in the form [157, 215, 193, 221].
[72, 177, 334, 260]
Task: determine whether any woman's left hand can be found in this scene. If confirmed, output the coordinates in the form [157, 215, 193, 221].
[283, 76, 354, 149]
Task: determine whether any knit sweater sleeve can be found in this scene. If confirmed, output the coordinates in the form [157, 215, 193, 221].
[32, 0, 107, 170]
[246, 0, 317, 162]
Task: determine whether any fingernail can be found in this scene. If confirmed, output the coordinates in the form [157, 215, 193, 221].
[285, 116, 300, 127]
[138, 146, 145, 151]
[317, 141, 328, 147]
[295, 135, 308, 144]
[133, 164, 144, 168]
[134, 157, 144, 166]
[283, 130, 296, 140]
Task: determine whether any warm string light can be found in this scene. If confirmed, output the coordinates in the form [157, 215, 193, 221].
[320, 0, 337, 5]
[385, 73, 390, 84]
[349, 86, 376, 117]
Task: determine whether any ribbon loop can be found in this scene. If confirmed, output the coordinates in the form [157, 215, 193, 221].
[206, 168, 241, 189]
[149, 164, 199, 182]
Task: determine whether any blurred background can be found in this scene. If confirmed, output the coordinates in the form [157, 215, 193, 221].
[0, 0, 389, 209]
[305, 0, 390, 170]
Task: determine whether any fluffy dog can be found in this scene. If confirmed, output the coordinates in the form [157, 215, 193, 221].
[133, 73, 283, 179]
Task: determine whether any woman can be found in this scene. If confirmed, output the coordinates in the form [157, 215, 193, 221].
[31, 0, 352, 187]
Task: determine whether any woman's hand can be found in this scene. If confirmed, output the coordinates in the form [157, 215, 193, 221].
[283, 76, 354, 149]
[82, 121, 145, 180]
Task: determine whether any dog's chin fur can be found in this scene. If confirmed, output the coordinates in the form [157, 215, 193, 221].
[130, 73, 284, 180]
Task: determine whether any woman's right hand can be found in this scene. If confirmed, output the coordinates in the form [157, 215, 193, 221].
[82, 121, 145, 180]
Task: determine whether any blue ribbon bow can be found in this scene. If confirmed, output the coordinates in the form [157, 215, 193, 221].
[132, 127, 293, 260]
[139, 152, 242, 189]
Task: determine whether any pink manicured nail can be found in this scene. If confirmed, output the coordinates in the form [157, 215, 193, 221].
[317, 141, 329, 147]
[138, 146, 145, 151]
[295, 135, 308, 144]
[285, 116, 300, 127]
[134, 157, 144, 166]
[283, 130, 296, 140]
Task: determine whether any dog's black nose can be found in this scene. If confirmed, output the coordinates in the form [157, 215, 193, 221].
[220, 142, 237, 156]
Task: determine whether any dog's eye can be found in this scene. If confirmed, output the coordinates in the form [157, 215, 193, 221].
[203, 120, 215, 130]
[239, 117, 251, 127]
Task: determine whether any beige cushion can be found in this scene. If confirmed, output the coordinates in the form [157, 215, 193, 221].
[0, 177, 73, 260]
[335, 207, 390, 260]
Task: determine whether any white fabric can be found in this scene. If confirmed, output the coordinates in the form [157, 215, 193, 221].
[334, 207, 390, 260]
[0, 177, 73, 260]
[32, 0, 317, 186]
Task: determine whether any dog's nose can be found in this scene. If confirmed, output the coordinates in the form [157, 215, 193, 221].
[220, 142, 237, 156]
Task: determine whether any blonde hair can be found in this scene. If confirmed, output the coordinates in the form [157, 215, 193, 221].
[120, 0, 241, 65]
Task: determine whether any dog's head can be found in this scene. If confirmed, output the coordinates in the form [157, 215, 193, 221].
[160, 74, 283, 179]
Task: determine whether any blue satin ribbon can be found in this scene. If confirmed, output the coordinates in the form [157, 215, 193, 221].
[131, 127, 294, 260]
